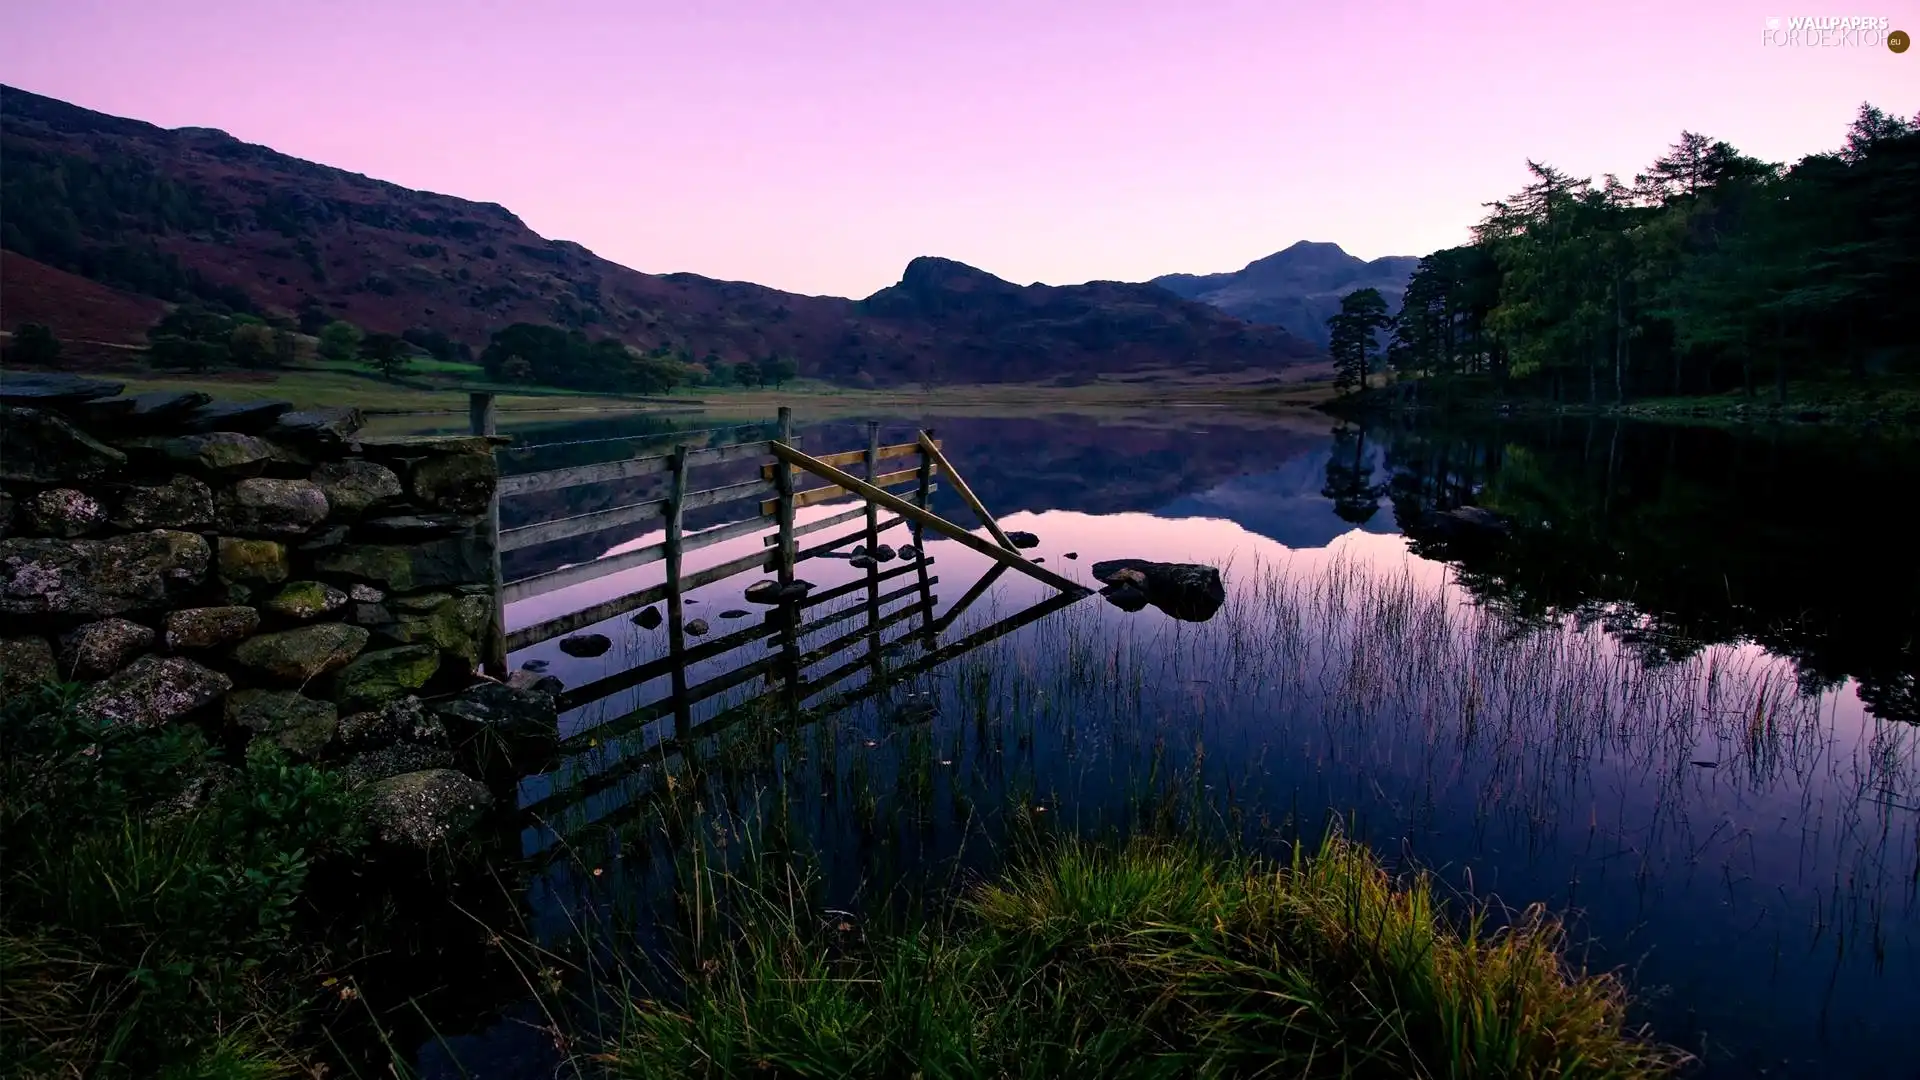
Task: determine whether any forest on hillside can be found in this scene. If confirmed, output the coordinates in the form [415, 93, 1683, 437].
[1329, 103, 1920, 404]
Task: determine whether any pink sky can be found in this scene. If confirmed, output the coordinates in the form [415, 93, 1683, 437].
[3, 0, 1915, 299]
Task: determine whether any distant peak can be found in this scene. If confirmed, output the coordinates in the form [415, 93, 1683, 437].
[1280, 240, 1349, 255]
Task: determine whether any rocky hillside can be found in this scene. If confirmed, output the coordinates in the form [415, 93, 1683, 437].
[0, 85, 1321, 385]
[1151, 241, 1418, 348]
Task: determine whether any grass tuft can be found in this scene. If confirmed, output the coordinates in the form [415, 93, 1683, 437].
[601, 832, 1683, 1079]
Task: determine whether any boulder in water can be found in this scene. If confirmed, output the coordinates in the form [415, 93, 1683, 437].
[1089, 560, 1225, 623]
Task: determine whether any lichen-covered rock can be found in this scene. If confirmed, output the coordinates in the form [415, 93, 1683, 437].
[224, 689, 338, 758]
[356, 514, 468, 540]
[348, 583, 385, 603]
[363, 769, 492, 847]
[332, 644, 441, 711]
[163, 606, 261, 651]
[216, 537, 289, 587]
[0, 636, 58, 698]
[338, 742, 456, 788]
[310, 459, 403, 520]
[216, 477, 329, 537]
[311, 532, 490, 591]
[558, 633, 611, 657]
[348, 602, 393, 626]
[21, 489, 106, 538]
[0, 490, 13, 541]
[110, 475, 216, 530]
[0, 406, 127, 484]
[156, 432, 274, 477]
[0, 530, 209, 617]
[262, 581, 349, 621]
[337, 695, 447, 752]
[76, 655, 231, 729]
[379, 593, 491, 664]
[432, 681, 560, 773]
[507, 669, 566, 696]
[58, 618, 156, 680]
[406, 448, 497, 514]
[230, 622, 370, 683]
[270, 407, 363, 446]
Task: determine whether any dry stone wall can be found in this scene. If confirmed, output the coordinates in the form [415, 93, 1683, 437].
[0, 373, 543, 843]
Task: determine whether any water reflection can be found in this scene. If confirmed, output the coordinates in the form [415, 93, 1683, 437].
[466, 411, 1920, 1079]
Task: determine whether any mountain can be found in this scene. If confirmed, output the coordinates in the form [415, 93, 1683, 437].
[1150, 241, 1419, 348]
[0, 85, 1320, 385]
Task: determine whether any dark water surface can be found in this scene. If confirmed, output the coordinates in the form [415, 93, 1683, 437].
[414, 409, 1920, 1079]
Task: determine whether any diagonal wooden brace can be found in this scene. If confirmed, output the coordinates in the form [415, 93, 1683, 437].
[916, 431, 1017, 550]
[770, 442, 1091, 597]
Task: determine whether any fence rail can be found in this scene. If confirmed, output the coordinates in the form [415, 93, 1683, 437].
[470, 395, 1092, 849]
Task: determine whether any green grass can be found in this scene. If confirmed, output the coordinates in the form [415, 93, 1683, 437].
[0, 684, 368, 1078]
[599, 833, 1681, 1079]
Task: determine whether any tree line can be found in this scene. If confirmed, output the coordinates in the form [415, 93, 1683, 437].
[1328, 103, 1920, 404]
[478, 322, 798, 393]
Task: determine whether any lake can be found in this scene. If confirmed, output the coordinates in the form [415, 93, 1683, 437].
[408, 408, 1920, 1079]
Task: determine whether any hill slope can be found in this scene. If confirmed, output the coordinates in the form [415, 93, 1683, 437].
[0, 85, 1320, 385]
[1151, 241, 1418, 348]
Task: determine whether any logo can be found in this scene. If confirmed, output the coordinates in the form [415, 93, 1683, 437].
[1762, 14, 1895, 46]
[1891, 28, 1911, 51]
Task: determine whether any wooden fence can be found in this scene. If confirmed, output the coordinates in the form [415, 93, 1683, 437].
[467, 395, 1092, 847]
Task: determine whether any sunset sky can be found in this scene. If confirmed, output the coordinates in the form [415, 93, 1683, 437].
[3, 0, 1914, 298]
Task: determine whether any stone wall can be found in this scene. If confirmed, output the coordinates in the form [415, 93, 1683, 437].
[0, 373, 543, 844]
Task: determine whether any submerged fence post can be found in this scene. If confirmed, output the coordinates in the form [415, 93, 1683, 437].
[471, 391, 508, 679]
[665, 444, 691, 739]
[864, 421, 883, 678]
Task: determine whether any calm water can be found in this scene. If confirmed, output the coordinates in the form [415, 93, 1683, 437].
[413, 409, 1920, 1079]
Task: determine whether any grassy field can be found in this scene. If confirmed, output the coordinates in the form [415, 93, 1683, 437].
[76, 362, 1338, 423]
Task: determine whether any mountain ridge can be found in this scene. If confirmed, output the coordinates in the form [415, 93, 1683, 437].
[0, 85, 1321, 385]
[1150, 240, 1419, 348]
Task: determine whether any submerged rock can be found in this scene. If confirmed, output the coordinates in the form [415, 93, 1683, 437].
[559, 633, 611, 657]
[872, 544, 897, 562]
[720, 609, 750, 619]
[77, 655, 231, 729]
[1006, 531, 1040, 550]
[685, 618, 710, 636]
[1100, 584, 1150, 613]
[363, 769, 492, 848]
[1090, 560, 1225, 623]
[632, 605, 663, 629]
[1429, 506, 1510, 539]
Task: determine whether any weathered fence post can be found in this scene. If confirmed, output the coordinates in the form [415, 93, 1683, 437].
[470, 392, 508, 679]
[773, 407, 803, 700]
[665, 445, 692, 737]
[913, 428, 937, 646]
